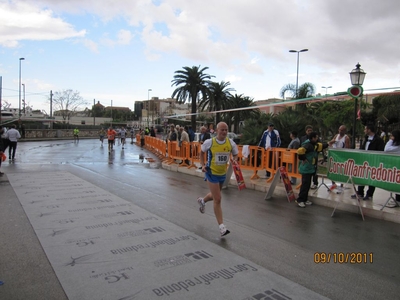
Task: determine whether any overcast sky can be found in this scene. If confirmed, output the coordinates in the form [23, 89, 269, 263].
[1, 0, 399, 113]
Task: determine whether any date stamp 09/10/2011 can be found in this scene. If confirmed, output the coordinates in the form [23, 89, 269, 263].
[314, 252, 373, 264]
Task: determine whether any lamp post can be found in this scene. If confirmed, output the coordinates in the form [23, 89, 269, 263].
[18, 57, 25, 119]
[348, 63, 366, 149]
[289, 49, 308, 97]
[321, 86, 332, 97]
[22, 83, 26, 115]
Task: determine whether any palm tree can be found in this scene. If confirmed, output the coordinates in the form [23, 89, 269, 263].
[226, 94, 257, 133]
[198, 81, 235, 125]
[280, 82, 316, 114]
[171, 66, 214, 130]
[280, 82, 316, 99]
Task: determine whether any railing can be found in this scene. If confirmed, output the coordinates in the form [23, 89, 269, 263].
[141, 136, 303, 186]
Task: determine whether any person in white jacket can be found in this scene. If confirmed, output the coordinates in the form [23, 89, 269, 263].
[384, 129, 400, 203]
[5, 125, 21, 161]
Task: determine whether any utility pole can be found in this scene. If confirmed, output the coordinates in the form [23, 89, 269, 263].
[93, 99, 95, 126]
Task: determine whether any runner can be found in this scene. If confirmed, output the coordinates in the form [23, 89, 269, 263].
[120, 127, 127, 149]
[115, 127, 121, 146]
[107, 127, 117, 153]
[197, 122, 239, 237]
[98, 128, 106, 146]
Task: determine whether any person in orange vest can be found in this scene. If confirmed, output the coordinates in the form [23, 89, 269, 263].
[107, 126, 117, 153]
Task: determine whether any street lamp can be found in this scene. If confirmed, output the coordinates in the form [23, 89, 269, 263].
[18, 57, 25, 119]
[22, 83, 26, 115]
[289, 49, 308, 97]
[321, 86, 332, 97]
[348, 63, 366, 149]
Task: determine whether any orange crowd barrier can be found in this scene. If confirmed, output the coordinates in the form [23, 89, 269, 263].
[134, 134, 304, 186]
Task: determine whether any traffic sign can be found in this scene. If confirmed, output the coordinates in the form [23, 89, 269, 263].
[347, 85, 363, 98]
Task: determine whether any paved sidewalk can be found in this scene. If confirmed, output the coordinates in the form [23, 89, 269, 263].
[162, 163, 400, 224]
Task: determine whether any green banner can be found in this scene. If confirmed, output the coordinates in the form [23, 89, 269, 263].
[327, 149, 400, 193]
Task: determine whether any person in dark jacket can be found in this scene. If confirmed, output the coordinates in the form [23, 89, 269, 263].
[351, 124, 385, 201]
[199, 126, 211, 144]
[300, 125, 319, 188]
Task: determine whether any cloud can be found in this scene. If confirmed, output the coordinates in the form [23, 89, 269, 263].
[117, 29, 133, 45]
[80, 39, 99, 53]
[100, 29, 133, 47]
[0, 1, 86, 47]
[225, 75, 242, 83]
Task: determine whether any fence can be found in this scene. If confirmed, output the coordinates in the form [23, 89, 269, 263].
[138, 135, 303, 186]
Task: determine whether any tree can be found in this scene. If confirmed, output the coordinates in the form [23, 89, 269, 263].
[199, 81, 234, 124]
[280, 82, 316, 99]
[240, 112, 274, 145]
[372, 94, 400, 125]
[280, 82, 316, 112]
[171, 66, 214, 130]
[51, 89, 88, 122]
[225, 94, 257, 133]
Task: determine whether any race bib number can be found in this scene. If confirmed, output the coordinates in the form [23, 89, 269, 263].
[215, 152, 229, 165]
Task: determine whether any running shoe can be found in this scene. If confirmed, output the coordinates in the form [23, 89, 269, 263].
[305, 200, 313, 205]
[197, 197, 205, 213]
[219, 224, 230, 237]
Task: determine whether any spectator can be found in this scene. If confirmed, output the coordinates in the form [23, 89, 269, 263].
[300, 125, 313, 144]
[329, 125, 351, 149]
[296, 132, 328, 208]
[180, 126, 190, 165]
[287, 131, 300, 150]
[139, 128, 145, 149]
[150, 126, 156, 137]
[300, 125, 318, 189]
[199, 126, 210, 144]
[381, 129, 387, 144]
[1, 126, 9, 153]
[383, 129, 400, 203]
[130, 128, 135, 144]
[258, 122, 281, 177]
[351, 124, 385, 200]
[5, 124, 21, 161]
[176, 125, 182, 141]
[168, 125, 177, 142]
[188, 126, 195, 142]
[179, 126, 189, 146]
[328, 125, 351, 191]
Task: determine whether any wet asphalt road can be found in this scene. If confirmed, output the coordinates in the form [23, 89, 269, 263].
[2, 139, 400, 300]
